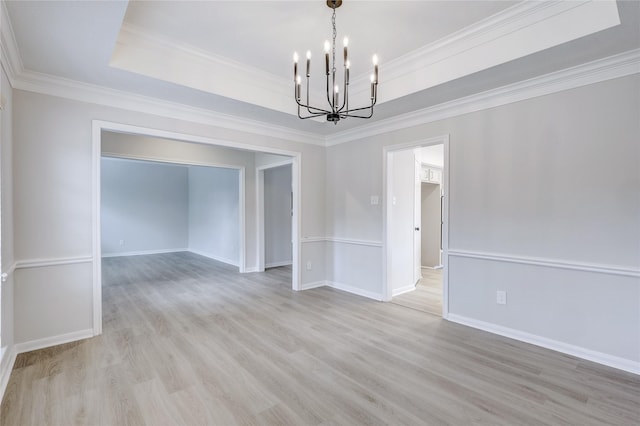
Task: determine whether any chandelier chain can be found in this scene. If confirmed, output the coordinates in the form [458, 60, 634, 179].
[331, 5, 337, 75]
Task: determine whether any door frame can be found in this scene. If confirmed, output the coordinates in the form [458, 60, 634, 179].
[383, 134, 450, 318]
[91, 120, 302, 336]
[256, 160, 294, 273]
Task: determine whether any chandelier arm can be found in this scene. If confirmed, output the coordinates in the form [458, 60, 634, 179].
[304, 77, 330, 115]
[298, 100, 332, 117]
[342, 102, 376, 114]
[342, 109, 374, 119]
[297, 101, 332, 114]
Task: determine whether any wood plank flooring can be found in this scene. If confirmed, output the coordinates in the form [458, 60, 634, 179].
[391, 268, 443, 316]
[2, 252, 639, 425]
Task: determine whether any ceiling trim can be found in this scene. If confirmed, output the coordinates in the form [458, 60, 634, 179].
[111, 1, 621, 119]
[111, 23, 304, 118]
[346, 0, 621, 104]
[326, 48, 640, 147]
[10, 68, 326, 146]
[0, 0, 23, 83]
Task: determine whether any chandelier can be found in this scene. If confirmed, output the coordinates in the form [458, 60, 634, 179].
[293, 0, 378, 124]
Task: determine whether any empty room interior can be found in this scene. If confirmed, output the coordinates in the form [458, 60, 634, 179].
[0, 1, 639, 425]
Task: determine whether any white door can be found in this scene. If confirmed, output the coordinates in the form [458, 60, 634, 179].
[414, 158, 422, 283]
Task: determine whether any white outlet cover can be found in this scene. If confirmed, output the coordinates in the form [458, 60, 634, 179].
[370, 195, 379, 205]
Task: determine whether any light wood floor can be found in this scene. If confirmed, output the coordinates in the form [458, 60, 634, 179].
[392, 268, 443, 316]
[2, 252, 639, 425]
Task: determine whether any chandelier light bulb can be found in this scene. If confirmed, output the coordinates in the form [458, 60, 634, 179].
[297, 75, 301, 85]
[372, 54, 378, 65]
[370, 74, 375, 83]
[346, 60, 350, 69]
[324, 40, 330, 53]
[343, 37, 349, 47]
[306, 50, 311, 59]
[293, 52, 299, 63]
[335, 85, 339, 93]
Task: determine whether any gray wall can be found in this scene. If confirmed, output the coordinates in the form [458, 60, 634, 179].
[4, 63, 638, 371]
[188, 166, 240, 265]
[12, 90, 325, 344]
[101, 158, 188, 256]
[264, 164, 292, 267]
[421, 182, 441, 267]
[1, 65, 14, 359]
[326, 74, 640, 363]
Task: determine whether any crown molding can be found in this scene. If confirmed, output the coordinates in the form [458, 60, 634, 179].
[326, 48, 640, 147]
[349, 0, 620, 104]
[0, 0, 23, 84]
[10, 69, 325, 146]
[113, 23, 328, 122]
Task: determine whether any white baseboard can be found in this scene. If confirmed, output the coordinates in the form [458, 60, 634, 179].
[327, 281, 385, 301]
[447, 314, 640, 376]
[189, 249, 239, 267]
[243, 267, 259, 273]
[422, 265, 443, 270]
[299, 280, 327, 290]
[265, 260, 293, 268]
[0, 345, 17, 405]
[102, 248, 188, 258]
[14, 328, 95, 355]
[392, 284, 417, 297]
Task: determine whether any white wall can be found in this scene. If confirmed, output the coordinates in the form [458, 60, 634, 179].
[326, 74, 640, 366]
[101, 158, 188, 256]
[188, 166, 240, 266]
[264, 164, 292, 267]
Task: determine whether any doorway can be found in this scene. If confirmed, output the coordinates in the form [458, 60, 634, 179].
[257, 162, 293, 272]
[384, 135, 449, 318]
[91, 121, 302, 336]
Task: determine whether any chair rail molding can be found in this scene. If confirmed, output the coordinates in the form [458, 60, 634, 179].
[447, 249, 640, 278]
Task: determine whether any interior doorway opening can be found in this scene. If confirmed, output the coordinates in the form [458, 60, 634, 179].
[384, 135, 449, 318]
[92, 121, 302, 336]
[257, 161, 293, 272]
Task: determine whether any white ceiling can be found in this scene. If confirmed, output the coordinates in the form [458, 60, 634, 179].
[4, 1, 639, 137]
[121, 1, 514, 79]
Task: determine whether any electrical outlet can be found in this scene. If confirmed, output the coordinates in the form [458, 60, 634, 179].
[119, 239, 125, 246]
[370, 195, 379, 205]
[496, 290, 507, 305]
[306, 261, 312, 271]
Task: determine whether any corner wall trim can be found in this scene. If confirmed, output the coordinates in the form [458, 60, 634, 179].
[0, 345, 17, 406]
[447, 314, 640, 375]
[13, 328, 95, 356]
[448, 249, 640, 278]
[265, 260, 293, 268]
[299, 281, 327, 291]
[392, 284, 417, 297]
[1, 261, 17, 282]
[189, 249, 239, 267]
[101, 248, 188, 258]
[302, 237, 383, 248]
[326, 281, 385, 301]
[15, 256, 93, 270]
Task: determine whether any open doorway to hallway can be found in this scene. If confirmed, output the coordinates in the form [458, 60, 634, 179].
[384, 137, 448, 317]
